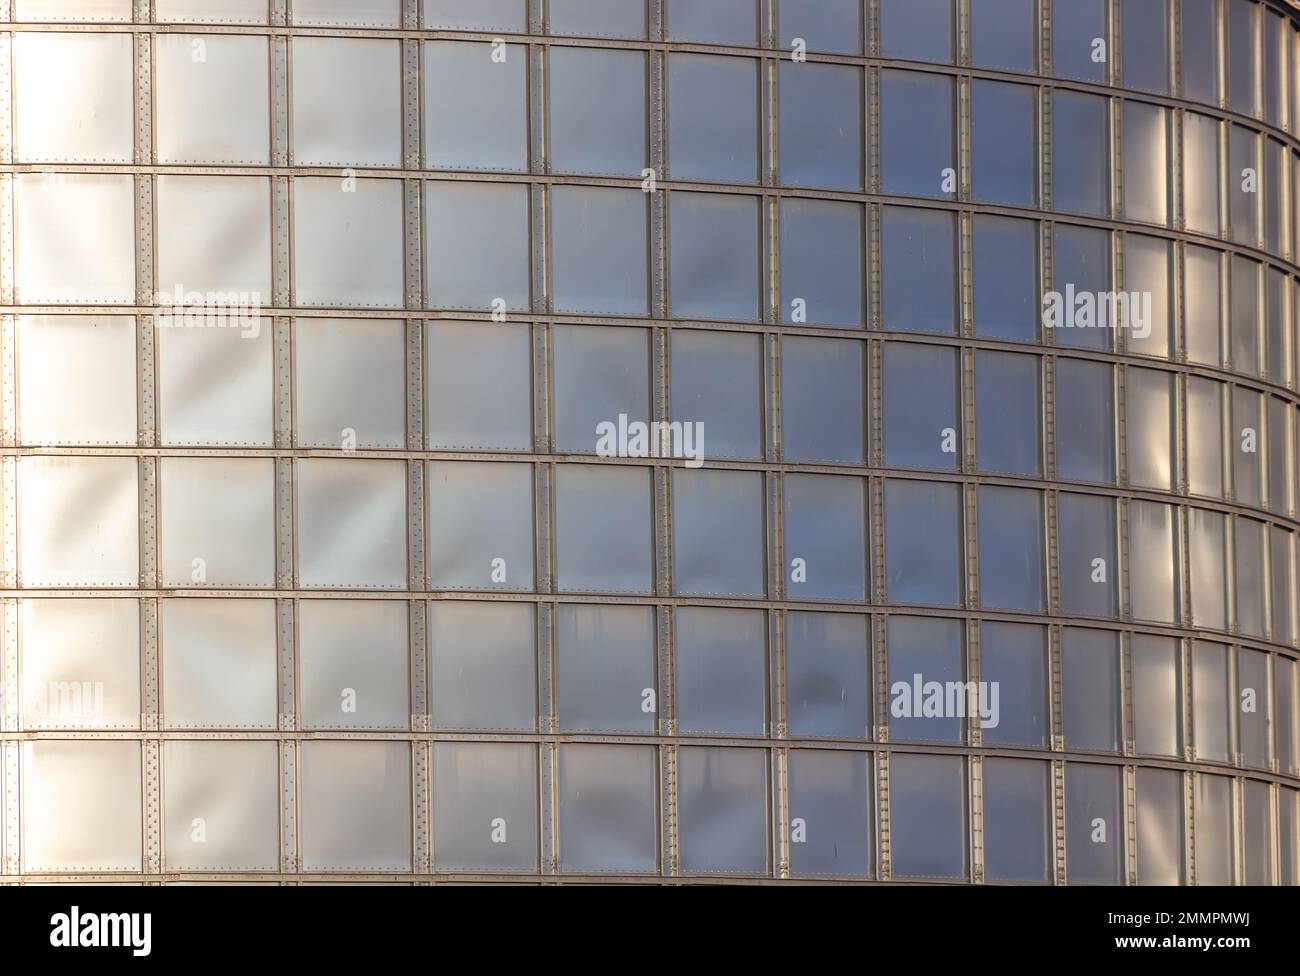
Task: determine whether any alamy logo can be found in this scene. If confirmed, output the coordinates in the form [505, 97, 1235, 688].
[1041, 286, 1152, 339]
[595, 414, 705, 468]
[890, 673, 1001, 729]
[26, 681, 105, 723]
[50, 907, 151, 957]
[154, 284, 263, 338]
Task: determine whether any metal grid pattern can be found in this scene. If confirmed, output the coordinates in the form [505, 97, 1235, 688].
[0, 0, 1296, 885]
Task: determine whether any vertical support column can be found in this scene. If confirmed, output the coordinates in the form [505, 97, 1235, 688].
[958, 212, 974, 337]
[406, 322, 426, 593]
[143, 738, 161, 876]
[764, 193, 778, 325]
[407, 460, 426, 594]
[1172, 111, 1186, 232]
[1040, 86, 1054, 212]
[1111, 92, 1124, 223]
[653, 327, 671, 600]
[761, 39, 777, 322]
[966, 618, 982, 748]
[275, 458, 294, 592]
[137, 285, 158, 447]
[1043, 355, 1058, 482]
[133, 17, 152, 164]
[413, 736, 430, 877]
[402, 6, 421, 172]
[269, 43, 289, 510]
[760, 0, 775, 48]
[0, 317, 13, 473]
[957, 77, 972, 202]
[766, 333, 781, 462]
[656, 605, 674, 737]
[957, 0, 971, 64]
[761, 47, 776, 189]
[771, 609, 786, 738]
[970, 755, 984, 884]
[1225, 516, 1238, 644]
[272, 177, 291, 310]
[876, 750, 890, 881]
[406, 319, 424, 454]
[0, 25, 11, 615]
[526, 0, 546, 317]
[867, 68, 880, 196]
[276, 371, 298, 880]
[0, 31, 11, 167]
[0, 600, 15, 734]
[661, 744, 678, 878]
[537, 603, 554, 737]
[961, 343, 972, 470]
[0, 179, 11, 315]
[134, 179, 154, 308]
[272, 318, 292, 452]
[528, 40, 545, 176]
[768, 471, 784, 601]
[139, 457, 158, 589]
[1124, 763, 1137, 885]
[1039, 0, 1052, 75]
[533, 323, 550, 455]
[868, 202, 881, 329]
[1046, 489, 1061, 615]
[1, 600, 14, 875]
[1121, 630, 1136, 756]
[271, 34, 289, 167]
[773, 746, 789, 879]
[280, 738, 298, 876]
[141, 598, 159, 733]
[539, 736, 557, 876]
[869, 475, 886, 608]
[1049, 624, 1064, 752]
[0, 31, 12, 317]
[1171, 0, 1184, 98]
[133, 9, 157, 882]
[278, 587, 297, 868]
[867, 335, 882, 470]
[1, 737, 16, 875]
[133, 24, 154, 399]
[529, 184, 548, 317]
[1175, 319, 1190, 490]
[410, 600, 428, 734]
[1215, 116, 1228, 241]
[649, 52, 667, 321]
[0, 455, 12, 590]
[1052, 758, 1067, 885]
[401, 5, 424, 340]
[404, 179, 424, 313]
[651, 324, 668, 431]
[960, 345, 976, 474]
[1178, 507, 1194, 631]
[963, 483, 979, 610]
[536, 595, 556, 872]
[655, 466, 672, 598]
[1115, 363, 1129, 488]
[1117, 496, 1131, 622]
[1182, 636, 1196, 761]
[277, 601, 295, 735]
[534, 460, 552, 596]
[874, 615, 888, 744]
